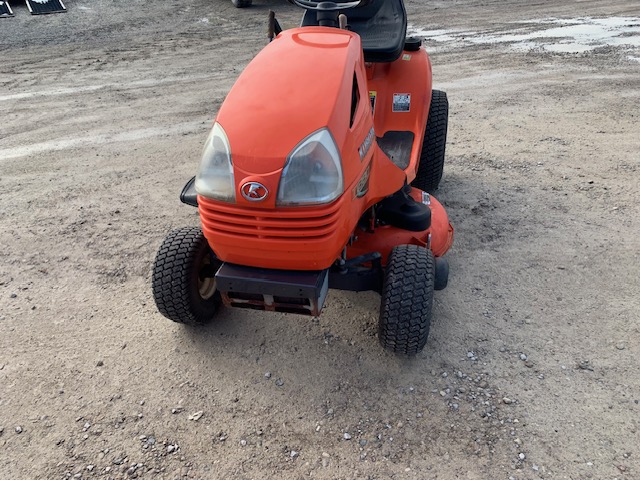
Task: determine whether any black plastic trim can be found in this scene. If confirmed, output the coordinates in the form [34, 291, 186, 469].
[180, 176, 198, 207]
[377, 185, 432, 232]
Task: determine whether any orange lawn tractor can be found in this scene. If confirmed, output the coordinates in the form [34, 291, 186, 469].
[152, 0, 454, 355]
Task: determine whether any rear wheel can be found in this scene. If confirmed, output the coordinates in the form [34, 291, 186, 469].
[412, 90, 449, 193]
[232, 0, 252, 7]
[152, 227, 222, 326]
[379, 245, 435, 355]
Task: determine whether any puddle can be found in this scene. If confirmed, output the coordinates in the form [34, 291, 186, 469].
[409, 16, 640, 54]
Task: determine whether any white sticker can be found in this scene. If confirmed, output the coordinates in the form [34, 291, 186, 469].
[393, 93, 411, 113]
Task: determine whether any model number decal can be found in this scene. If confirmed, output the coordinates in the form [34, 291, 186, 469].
[393, 93, 411, 112]
[358, 127, 375, 161]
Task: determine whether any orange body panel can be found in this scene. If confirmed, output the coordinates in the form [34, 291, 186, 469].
[367, 51, 433, 183]
[198, 27, 450, 271]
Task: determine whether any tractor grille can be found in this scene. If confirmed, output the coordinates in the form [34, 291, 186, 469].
[198, 199, 342, 241]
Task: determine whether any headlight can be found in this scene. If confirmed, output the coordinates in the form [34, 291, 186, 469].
[195, 122, 235, 202]
[277, 128, 344, 206]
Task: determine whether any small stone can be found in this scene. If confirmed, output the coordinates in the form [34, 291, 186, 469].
[264, 372, 272, 379]
[83, 422, 91, 431]
[146, 436, 156, 445]
[275, 379, 284, 387]
[467, 352, 475, 359]
[519, 353, 528, 361]
[86, 465, 94, 472]
[171, 408, 183, 414]
[96, 360, 104, 367]
[441, 372, 448, 378]
[240, 439, 247, 446]
[503, 397, 513, 405]
[290, 450, 299, 458]
[578, 360, 594, 371]
[126, 466, 136, 476]
[616, 344, 626, 350]
[343, 433, 352, 440]
[532, 464, 539, 471]
[10, 293, 17, 299]
[15, 426, 23, 434]
[322, 452, 330, 458]
[167, 444, 177, 454]
[518, 453, 526, 460]
[188, 411, 204, 421]
[359, 439, 368, 447]
[617, 465, 627, 472]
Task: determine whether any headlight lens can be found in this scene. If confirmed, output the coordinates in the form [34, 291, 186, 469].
[195, 122, 235, 202]
[277, 128, 343, 206]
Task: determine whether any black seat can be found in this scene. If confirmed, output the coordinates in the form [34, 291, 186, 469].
[301, 0, 407, 63]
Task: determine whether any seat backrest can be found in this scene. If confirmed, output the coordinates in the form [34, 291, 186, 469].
[301, 0, 408, 63]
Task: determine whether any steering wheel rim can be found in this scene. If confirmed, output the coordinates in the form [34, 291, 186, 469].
[287, 0, 371, 12]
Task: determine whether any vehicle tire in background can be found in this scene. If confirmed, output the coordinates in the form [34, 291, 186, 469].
[412, 89, 449, 193]
[232, 0, 253, 7]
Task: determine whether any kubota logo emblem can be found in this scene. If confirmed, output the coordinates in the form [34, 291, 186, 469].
[241, 182, 269, 202]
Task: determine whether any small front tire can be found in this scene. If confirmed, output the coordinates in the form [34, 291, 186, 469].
[152, 227, 222, 326]
[379, 245, 435, 355]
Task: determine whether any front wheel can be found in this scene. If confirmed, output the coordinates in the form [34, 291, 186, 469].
[379, 245, 435, 355]
[152, 227, 222, 326]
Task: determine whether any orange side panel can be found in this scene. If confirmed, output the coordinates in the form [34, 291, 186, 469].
[367, 49, 432, 182]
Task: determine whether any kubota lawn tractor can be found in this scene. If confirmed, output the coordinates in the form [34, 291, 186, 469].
[152, 0, 454, 355]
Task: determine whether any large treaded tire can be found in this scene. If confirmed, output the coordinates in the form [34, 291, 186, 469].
[412, 90, 449, 193]
[379, 245, 435, 355]
[232, 0, 252, 7]
[152, 227, 221, 326]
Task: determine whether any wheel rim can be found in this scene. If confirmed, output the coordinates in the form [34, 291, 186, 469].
[198, 255, 217, 300]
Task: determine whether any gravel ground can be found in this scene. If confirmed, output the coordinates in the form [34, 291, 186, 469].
[1, 1, 639, 479]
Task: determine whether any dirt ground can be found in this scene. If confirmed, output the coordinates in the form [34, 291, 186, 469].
[1, 1, 639, 479]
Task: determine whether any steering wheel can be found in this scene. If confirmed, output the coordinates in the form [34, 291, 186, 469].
[287, 0, 371, 12]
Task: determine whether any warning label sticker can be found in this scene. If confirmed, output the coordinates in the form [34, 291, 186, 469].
[369, 91, 377, 113]
[392, 93, 411, 112]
